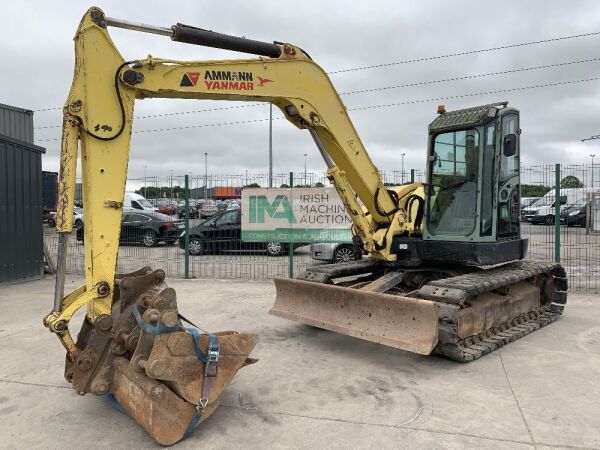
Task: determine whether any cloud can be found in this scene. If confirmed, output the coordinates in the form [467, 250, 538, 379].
[3, 0, 600, 179]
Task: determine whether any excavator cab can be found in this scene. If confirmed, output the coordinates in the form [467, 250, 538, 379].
[392, 103, 527, 266]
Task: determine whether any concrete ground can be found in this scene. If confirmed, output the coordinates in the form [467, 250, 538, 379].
[1, 277, 599, 449]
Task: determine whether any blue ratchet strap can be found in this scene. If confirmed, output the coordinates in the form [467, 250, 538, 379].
[178, 314, 220, 438]
[124, 307, 220, 441]
[132, 305, 180, 335]
[104, 393, 127, 415]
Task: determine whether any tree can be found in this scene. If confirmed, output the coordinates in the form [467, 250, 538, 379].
[242, 183, 261, 188]
[521, 184, 551, 197]
[313, 182, 325, 188]
[279, 184, 290, 188]
[135, 185, 183, 198]
[560, 176, 584, 188]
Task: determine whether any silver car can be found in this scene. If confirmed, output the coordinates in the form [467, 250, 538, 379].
[310, 242, 359, 263]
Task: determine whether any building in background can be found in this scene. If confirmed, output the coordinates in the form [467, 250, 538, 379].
[0, 102, 45, 284]
[42, 171, 58, 213]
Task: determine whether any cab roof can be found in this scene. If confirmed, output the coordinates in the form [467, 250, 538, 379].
[429, 102, 509, 134]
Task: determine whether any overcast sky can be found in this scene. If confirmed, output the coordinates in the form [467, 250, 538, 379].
[3, 1, 600, 182]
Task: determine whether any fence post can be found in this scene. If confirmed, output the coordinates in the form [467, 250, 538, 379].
[184, 174, 190, 279]
[410, 169, 415, 183]
[288, 172, 294, 278]
[554, 164, 560, 263]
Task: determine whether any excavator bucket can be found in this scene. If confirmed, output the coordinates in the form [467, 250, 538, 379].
[270, 278, 438, 355]
[66, 268, 258, 446]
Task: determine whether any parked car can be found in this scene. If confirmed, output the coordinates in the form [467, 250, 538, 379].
[158, 203, 177, 215]
[310, 241, 361, 263]
[48, 207, 83, 228]
[226, 200, 241, 211]
[73, 208, 84, 228]
[523, 188, 595, 225]
[177, 204, 200, 219]
[179, 209, 303, 256]
[561, 198, 588, 227]
[216, 201, 228, 212]
[199, 200, 219, 218]
[77, 211, 183, 247]
[519, 197, 540, 221]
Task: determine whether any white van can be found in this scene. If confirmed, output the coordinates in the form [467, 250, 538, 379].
[124, 192, 158, 213]
[524, 188, 593, 225]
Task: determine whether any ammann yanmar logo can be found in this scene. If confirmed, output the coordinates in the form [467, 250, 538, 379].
[180, 71, 273, 90]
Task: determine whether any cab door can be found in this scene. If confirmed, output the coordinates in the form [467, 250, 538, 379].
[497, 113, 520, 237]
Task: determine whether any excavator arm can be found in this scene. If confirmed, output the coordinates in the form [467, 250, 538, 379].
[46, 6, 421, 347]
[42, 7, 425, 445]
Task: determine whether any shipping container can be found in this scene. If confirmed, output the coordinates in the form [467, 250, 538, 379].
[0, 134, 45, 284]
[0, 102, 34, 144]
[212, 186, 242, 198]
[42, 171, 58, 212]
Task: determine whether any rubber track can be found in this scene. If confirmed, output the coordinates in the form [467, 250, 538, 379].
[435, 307, 561, 362]
[423, 260, 566, 298]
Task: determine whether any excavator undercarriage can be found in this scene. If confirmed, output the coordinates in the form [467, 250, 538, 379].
[272, 260, 567, 362]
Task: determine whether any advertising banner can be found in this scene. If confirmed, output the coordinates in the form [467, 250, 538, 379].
[241, 187, 353, 242]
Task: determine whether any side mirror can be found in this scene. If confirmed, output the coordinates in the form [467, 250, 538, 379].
[503, 134, 517, 157]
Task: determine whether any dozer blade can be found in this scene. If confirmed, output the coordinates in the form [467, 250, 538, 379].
[66, 268, 258, 446]
[270, 278, 438, 355]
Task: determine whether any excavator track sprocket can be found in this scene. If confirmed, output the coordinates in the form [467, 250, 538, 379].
[65, 267, 258, 446]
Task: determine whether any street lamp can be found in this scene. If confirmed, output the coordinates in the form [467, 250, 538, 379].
[143, 165, 147, 197]
[269, 104, 273, 188]
[591, 154, 596, 189]
[304, 153, 307, 186]
[401, 153, 406, 184]
[204, 152, 208, 200]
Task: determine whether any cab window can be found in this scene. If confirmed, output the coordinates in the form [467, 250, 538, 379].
[428, 129, 479, 236]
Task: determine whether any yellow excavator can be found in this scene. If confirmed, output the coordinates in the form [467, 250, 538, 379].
[44, 7, 567, 445]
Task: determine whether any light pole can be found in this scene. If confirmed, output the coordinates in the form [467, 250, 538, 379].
[581, 135, 600, 188]
[143, 165, 147, 197]
[169, 169, 173, 200]
[204, 152, 208, 200]
[304, 153, 307, 186]
[401, 153, 406, 184]
[269, 104, 273, 188]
